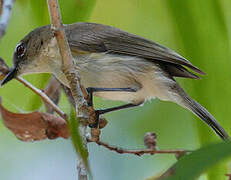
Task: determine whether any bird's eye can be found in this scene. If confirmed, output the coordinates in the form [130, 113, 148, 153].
[16, 44, 25, 58]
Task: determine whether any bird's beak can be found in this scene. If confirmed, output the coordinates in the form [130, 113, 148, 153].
[1, 68, 17, 86]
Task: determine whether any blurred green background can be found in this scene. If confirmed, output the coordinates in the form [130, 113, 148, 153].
[0, 0, 231, 180]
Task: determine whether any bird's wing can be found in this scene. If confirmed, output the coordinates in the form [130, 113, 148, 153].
[66, 23, 205, 75]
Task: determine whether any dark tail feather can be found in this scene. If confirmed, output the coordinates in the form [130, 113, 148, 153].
[169, 82, 229, 140]
[182, 95, 229, 140]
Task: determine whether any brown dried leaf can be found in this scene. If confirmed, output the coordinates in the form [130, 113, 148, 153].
[0, 98, 70, 141]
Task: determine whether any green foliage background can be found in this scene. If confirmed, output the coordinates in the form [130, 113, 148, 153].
[0, 0, 231, 180]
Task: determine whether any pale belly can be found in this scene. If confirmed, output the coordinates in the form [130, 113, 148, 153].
[94, 89, 149, 104]
[54, 53, 173, 104]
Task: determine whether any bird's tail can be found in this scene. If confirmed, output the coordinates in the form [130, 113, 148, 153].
[170, 84, 229, 140]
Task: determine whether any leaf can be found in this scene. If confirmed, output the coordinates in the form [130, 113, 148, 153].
[0, 97, 69, 141]
[160, 141, 231, 180]
[68, 107, 90, 173]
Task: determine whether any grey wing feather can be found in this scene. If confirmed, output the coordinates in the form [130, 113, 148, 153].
[160, 63, 200, 79]
[65, 22, 205, 76]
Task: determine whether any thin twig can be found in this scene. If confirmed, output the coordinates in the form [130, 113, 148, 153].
[88, 138, 191, 156]
[0, 0, 15, 39]
[47, 0, 90, 179]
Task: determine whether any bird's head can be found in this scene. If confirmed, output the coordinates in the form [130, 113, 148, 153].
[1, 25, 57, 86]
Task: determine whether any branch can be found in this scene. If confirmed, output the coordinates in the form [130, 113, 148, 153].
[0, 0, 15, 40]
[88, 138, 191, 156]
[47, 0, 91, 179]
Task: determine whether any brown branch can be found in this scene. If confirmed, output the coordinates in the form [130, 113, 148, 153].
[47, 0, 91, 179]
[87, 138, 191, 156]
[0, 0, 15, 40]
[46, 0, 90, 123]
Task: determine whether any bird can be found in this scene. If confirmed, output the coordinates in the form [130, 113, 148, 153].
[1, 22, 229, 140]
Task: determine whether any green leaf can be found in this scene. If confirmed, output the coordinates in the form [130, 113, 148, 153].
[163, 141, 231, 180]
[68, 107, 90, 174]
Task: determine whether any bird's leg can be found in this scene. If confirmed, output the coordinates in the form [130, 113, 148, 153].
[96, 102, 143, 115]
[86, 87, 137, 127]
[86, 87, 136, 107]
[89, 103, 143, 128]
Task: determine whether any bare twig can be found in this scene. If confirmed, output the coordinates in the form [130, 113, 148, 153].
[0, 0, 15, 40]
[47, 0, 91, 179]
[87, 139, 191, 156]
[46, 0, 90, 118]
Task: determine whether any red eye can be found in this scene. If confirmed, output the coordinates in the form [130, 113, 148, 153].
[16, 44, 25, 57]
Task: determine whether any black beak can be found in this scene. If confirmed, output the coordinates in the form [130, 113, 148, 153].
[1, 68, 17, 86]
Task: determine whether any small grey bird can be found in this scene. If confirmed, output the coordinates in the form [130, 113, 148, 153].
[1, 22, 229, 140]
